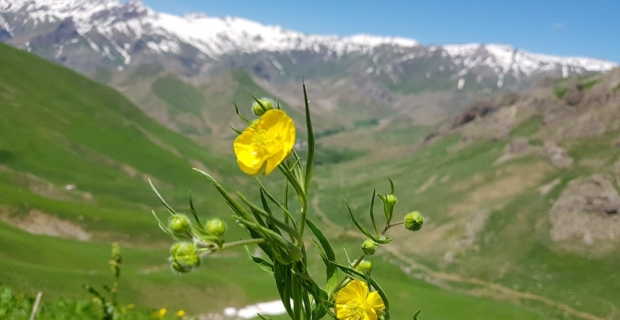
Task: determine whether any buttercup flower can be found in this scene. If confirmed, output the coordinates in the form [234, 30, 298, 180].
[335, 279, 385, 320]
[156, 308, 167, 318]
[233, 109, 296, 176]
[176, 310, 186, 317]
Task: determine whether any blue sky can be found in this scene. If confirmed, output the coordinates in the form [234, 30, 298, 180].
[143, 0, 619, 62]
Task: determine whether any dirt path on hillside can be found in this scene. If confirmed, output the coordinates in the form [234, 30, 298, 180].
[310, 195, 606, 320]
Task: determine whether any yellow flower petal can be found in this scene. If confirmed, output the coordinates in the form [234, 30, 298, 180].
[366, 291, 385, 311]
[335, 280, 386, 320]
[233, 109, 295, 176]
[335, 280, 369, 306]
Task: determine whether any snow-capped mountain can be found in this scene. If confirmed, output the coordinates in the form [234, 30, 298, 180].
[0, 0, 616, 90]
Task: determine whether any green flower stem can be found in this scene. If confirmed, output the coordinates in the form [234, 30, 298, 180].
[383, 221, 405, 233]
[328, 255, 365, 300]
[198, 238, 266, 256]
[328, 221, 404, 300]
[221, 238, 267, 249]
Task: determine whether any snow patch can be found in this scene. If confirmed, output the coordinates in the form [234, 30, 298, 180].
[223, 300, 287, 319]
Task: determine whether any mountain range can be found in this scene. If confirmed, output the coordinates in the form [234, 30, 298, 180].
[1, 0, 616, 89]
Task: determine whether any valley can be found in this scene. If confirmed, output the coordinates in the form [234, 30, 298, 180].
[0, 1, 619, 319]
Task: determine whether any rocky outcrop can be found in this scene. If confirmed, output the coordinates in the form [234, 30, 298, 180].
[550, 175, 620, 244]
[542, 141, 573, 168]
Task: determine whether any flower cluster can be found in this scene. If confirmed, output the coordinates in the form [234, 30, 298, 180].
[150, 85, 424, 320]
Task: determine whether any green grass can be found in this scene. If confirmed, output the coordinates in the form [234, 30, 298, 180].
[581, 79, 598, 90]
[509, 115, 543, 139]
[313, 126, 620, 318]
[151, 75, 206, 115]
[354, 119, 379, 128]
[554, 87, 569, 99]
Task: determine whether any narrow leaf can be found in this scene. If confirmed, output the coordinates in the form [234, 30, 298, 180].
[232, 101, 251, 124]
[229, 125, 242, 135]
[188, 191, 202, 226]
[244, 246, 274, 276]
[413, 310, 421, 320]
[302, 79, 315, 193]
[345, 200, 374, 239]
[237, 192, 302, 244]
[369, 189, 379, 235]
[193, 169, 252, 220]
[148, 179, 176, 215]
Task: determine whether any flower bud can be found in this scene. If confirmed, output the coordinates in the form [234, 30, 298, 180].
[169, 214, 191, 234]
[355, 260, 373, 275]
[205, 218, 227, 237]
[169, 242, 200, 273]
[385, 194, 398, 207]
[251, 97, 274, 116]
[404, 211, 424, 231]
[379, 193, 398, 224]
[361, 239, 377, 256]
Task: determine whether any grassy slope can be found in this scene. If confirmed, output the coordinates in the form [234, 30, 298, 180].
[313, 114, 620, 319]
[0, 42, 273, 311]
[0, 42, 560, 318]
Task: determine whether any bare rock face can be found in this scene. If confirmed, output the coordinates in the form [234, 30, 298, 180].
[508, 138, 529, 154]
[493, 138, 536, 165]
[542, 141, 573, 168]
[550, 175, 620, 244]
[564, 83, 584, 106]
[556, 113, 606, 140]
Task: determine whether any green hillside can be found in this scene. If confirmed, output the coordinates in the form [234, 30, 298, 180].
[0, 42, 278, 311]
[2, 41, 618, 320]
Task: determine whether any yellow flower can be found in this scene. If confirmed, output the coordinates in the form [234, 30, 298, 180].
[156, 308, 167, 318]
[335, 280, 385, 320]
[176, 310, 186, 317]
[234, 109, 296, 176]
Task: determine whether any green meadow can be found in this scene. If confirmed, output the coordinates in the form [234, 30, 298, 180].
[1, 42, 619, 320]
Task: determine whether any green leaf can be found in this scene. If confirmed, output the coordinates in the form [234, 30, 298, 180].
[276, 96, 281, 109]
[369, 189, 379, 236]
[345, 200, 392, 244]
[229, 125, 242, 135]
[302, 288, 312, 320]
[256, 314, 272, 320]
[277, 164, 306, 208]
[148, 179, 176, 215]
[413, 310, 421, 319]
[388, 177, 395, 194]
[244, 226, 274, 262]
[83, 285, 105, 303]
[193, 169, 252, 221]
[302, 79, 315, 194]
[244, 246, 274, 276]
[291, 275, 302, 320]
[249, 92, 270, 113]
[306, 219, 339, 293]
[237, 192, 302, 244]
[274, 262, 294, 318]
[232, 101, 251, 124]
[238, 218, 300, 264]
[254, 178, 298, 229]
[188, 191, 202, 226]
